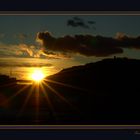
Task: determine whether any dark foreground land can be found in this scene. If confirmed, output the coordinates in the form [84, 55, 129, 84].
[0, 57, 140, 125]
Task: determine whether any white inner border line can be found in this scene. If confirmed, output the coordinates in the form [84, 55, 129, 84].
[0, 11, 140, 15]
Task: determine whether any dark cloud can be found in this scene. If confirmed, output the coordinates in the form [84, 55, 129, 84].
[67, 16, 96, 29]
[115, 33, 140, 49]
[36, 31, 140, 57]
[42, 50, 72, 59]
[36, 32, 120, 57]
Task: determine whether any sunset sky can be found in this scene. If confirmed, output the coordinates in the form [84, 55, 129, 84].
[0, 15, 140, 79]
[1, 15, 140, 57]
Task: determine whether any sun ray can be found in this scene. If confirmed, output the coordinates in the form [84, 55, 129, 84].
[43, 81, 79, 112]
[0, 81, 18, 88]
[34, 83, 40, 122]
[3, 67, 85, 123]
[45, 79, 88, 92]
[3, 84, 30, 105]
[17, 85, 35, 118]
[40, 82, 57, 121]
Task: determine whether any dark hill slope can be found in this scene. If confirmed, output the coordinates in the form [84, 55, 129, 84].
[46, 57, 140, 124]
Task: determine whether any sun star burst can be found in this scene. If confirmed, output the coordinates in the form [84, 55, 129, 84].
[31, 69, 45, 82]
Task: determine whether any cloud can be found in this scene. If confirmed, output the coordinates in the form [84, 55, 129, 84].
[114, 32, 140, 49]
[2, 31, 140, 59]
[0, 42, 42, 58]
[36, 32, 71, 59]
[67, 16, 96, 29]
[0, 42, 23, 57]
[42, 50, 71, 59]
[0, 41, 70, 59]
[36, 31, 123, 57]
[115, 32, 127, 40]
[36, 31, 140, 57]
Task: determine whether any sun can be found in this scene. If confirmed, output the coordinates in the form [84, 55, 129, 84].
[31, 69, 45, 82]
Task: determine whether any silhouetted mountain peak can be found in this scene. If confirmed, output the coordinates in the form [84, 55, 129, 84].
[47, 57, 140, 94]
[48, 57, 140, 77]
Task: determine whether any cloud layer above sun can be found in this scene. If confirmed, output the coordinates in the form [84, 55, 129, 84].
[37, 31, 140, 57]
[1, 31, 140, 59]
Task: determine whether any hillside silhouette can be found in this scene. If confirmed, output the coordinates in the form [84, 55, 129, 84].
[0, 57, 140, 125]
[46, 57, 140, 124]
